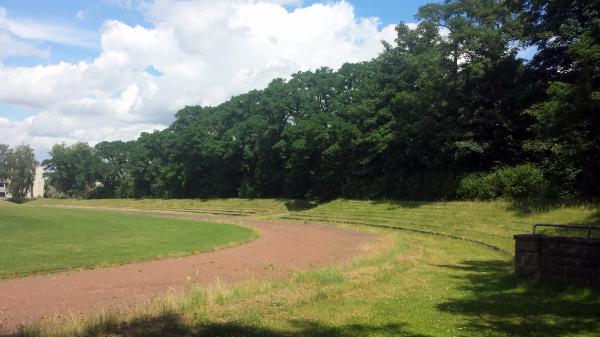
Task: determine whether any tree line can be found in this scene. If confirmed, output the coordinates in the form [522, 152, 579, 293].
[42, 0, 600, 201]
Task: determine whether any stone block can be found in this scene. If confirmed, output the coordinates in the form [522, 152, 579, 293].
[515, 265, 539, 278]
[577, 258, 597, 269]
[540, 264, 565, 277]
[515, 237, 540, 252]
[559, 243, 583, 257]
[516, 252, 539, 266]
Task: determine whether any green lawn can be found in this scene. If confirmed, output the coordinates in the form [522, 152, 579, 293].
[0, 205, 255, 278]
[30, 198, 600, 252]
[15, 198, 600, 337]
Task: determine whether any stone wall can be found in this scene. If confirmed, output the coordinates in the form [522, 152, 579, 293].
[514, 234, 600, 286]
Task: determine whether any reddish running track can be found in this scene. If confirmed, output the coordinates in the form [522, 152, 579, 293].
[0, 210, 376, 333]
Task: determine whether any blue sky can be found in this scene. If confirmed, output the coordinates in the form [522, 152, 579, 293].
[0, 0, 145, 67]
[0, 0, 438, 120]
[303, 1, 438, 25]
[0, 0, 440, 158]
[0, 0, 437, 67]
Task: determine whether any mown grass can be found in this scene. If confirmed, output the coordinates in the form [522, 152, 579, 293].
[28, 198, 288, 216]
[20, 229, 600, 337]
[11, 198, 600, 336]
[0, 205, 255, 278]
[29, 199, 600, 252]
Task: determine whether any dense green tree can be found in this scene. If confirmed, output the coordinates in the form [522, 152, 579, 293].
[518, 0, 600, 197]
[0, 144, 10, 181]
[93, 141, 135, 198]
[5, 145, 37, 200]
[43, 143, 100, 198]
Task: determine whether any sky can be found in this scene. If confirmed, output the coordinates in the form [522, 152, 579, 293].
[0, 0, 440, 159]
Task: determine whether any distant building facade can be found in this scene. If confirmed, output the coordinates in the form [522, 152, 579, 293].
[0, 179, 8, 199]
[32, 166, 45, 198]
[0, 165, 45, 200]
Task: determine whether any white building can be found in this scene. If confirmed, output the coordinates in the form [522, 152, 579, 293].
[32, 166, 45, 198]
[0, 165, 45, 199]
[0, 179, 8, 199]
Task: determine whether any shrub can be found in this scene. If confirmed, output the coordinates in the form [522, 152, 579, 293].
[458, 164, 547, 200]
[494, 164, 547, 199]
[457, 173, 500, 200]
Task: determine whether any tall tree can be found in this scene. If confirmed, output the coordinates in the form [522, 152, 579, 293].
[519, 0, 600, 197]
[0, 144, 11, 181]
[94, 141, 134, 197]
[43, 143, 100, 198]
[6, 144, 37, 200]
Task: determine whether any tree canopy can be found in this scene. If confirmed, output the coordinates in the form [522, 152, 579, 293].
[42, 0, 600, 201]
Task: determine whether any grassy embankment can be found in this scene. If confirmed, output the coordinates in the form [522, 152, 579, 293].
[29, 198, 288, 217]
[281, 199, 600, 252]
[18, 198, 600, 337]
[0, 205, 255, 278]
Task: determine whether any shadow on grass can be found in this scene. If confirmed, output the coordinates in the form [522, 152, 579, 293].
[3, 198, 32, 204]
[281, 198, 436, 213]
[11, 313, 431, 337]
[198, 320, 430, 337]
[281, 199, 320, 211]
[436, 260, 600, 337]
[368, 199, 434, 210]
[508, 198, 599, 217]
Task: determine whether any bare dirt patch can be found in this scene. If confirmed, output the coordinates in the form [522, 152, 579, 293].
[0, 209, 376, 333]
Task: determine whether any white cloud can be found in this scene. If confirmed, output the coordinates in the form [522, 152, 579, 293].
[0, 6, 98, 48]
[6, 18, 97, 48]
[103, 0, 152, 10]
[0, 8, 49, 59]
[0, 31, 50, 59]
[75, 10, 88, 21]
[0, 0, 397, 159]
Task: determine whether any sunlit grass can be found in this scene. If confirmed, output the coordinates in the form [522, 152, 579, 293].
[284, 199, 600, 251]
[30, 198, 599, 253]
[20, 228, 600, 337]
[0, 205, 255, 278]
[28, 198, 289, 216]
[14, 198, 600, 336]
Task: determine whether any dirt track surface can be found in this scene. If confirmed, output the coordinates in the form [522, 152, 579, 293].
[0, 209, 376, 333]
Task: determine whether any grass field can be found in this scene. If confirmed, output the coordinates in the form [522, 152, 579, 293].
[29, 198, 288, 216]
[0, 205, 255, 278]
[29, 198, 600, 252]
[14, 198, 600, 336]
